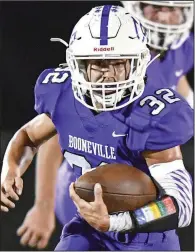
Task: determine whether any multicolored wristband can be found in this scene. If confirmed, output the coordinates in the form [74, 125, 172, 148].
[133, 196, 177, 226]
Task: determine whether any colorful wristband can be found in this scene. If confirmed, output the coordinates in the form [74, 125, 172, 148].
[133, 196, 177, 226]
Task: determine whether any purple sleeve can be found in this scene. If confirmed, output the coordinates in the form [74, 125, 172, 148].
[34, 68, 70, 116]
[182, 32, 194, 75]
[145, 104, 194, 150]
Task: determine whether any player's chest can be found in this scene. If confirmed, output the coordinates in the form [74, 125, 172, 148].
[53, 102, 135, 168]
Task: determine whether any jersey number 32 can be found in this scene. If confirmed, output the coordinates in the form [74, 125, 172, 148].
[140, 88, 180, 115]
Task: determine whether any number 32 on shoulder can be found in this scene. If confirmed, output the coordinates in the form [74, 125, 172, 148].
[140, 88, 180, 115]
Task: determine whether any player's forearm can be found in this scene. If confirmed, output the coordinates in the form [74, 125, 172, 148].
[1, 129, 37, 182]
[34, 135, 63, 210]
[109, 195, 179, 233]
[109, 160, 193, 233]
[18, 146, 37, 175]
[1, 114, 57, 182]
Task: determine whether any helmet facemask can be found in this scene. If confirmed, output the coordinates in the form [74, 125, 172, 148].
[66, 48, 150, 111]
[123, 1, 193, 51]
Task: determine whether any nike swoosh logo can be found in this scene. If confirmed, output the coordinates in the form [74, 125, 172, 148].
[175, 70, 183, 77]
[112, 131, 128, 137]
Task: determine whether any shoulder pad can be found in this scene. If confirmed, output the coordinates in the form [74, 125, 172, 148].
[126, 86, 193, 151]
[132, 86, 185, 120]
[37, 66, 71, 86]
[34, 67, 71, 115]
[145, 102, 193, 150]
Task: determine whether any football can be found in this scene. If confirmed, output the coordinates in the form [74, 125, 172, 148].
[75, 163, 157, 213]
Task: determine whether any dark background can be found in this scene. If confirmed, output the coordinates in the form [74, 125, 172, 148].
[0, 1, 194, 251]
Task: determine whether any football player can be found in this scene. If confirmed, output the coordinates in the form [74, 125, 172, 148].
[11, 1, 194, 249]
[122, 1, 194, 108]
[1, 5, 193, 251]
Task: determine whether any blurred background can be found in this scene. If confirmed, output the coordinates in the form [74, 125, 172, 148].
[0, 1, 194, 251]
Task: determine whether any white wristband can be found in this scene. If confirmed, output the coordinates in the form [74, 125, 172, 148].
[108, 212, 134, 232]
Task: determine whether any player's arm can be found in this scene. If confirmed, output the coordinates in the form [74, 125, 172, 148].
[176, 75, 193, 108]
[69, 146, 193, 233]
[108, 146, 193, 233]
[1, 114, 56, 211]
[34, 135, 63, 209]
[3, 113, 56, 176]
[16, 135, 63, 249]
[14, 67, 67, 247]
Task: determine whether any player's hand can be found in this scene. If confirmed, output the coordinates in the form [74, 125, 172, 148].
[69, 182, 110, 232]
[1, 173, 23, 212]
[17, 204, 55, 249]
[1, 190, 16, 212]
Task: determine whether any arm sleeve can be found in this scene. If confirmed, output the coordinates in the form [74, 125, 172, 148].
[149, 161, 193, 228]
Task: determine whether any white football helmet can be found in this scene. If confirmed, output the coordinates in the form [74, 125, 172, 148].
[122, 1, 194, 51]
[52, 5, 152, 111]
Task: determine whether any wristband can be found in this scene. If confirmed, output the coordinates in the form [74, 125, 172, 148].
[109, 211, 134, 232]
[133, 196, 177, 226]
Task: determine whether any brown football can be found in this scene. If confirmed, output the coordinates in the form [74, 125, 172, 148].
[75, 163, 157, 213]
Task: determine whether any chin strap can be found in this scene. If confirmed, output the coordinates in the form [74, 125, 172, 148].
[146, 53, 161, 68]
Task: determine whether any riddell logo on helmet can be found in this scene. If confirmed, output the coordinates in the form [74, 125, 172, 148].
[93, 47, 114, 52]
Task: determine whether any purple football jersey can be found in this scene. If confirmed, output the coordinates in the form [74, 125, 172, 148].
[50, 33, 194, 227]
[35, 68, 193, 168]
[34, 65, 193, 250]
[147, 32, 194, 90]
